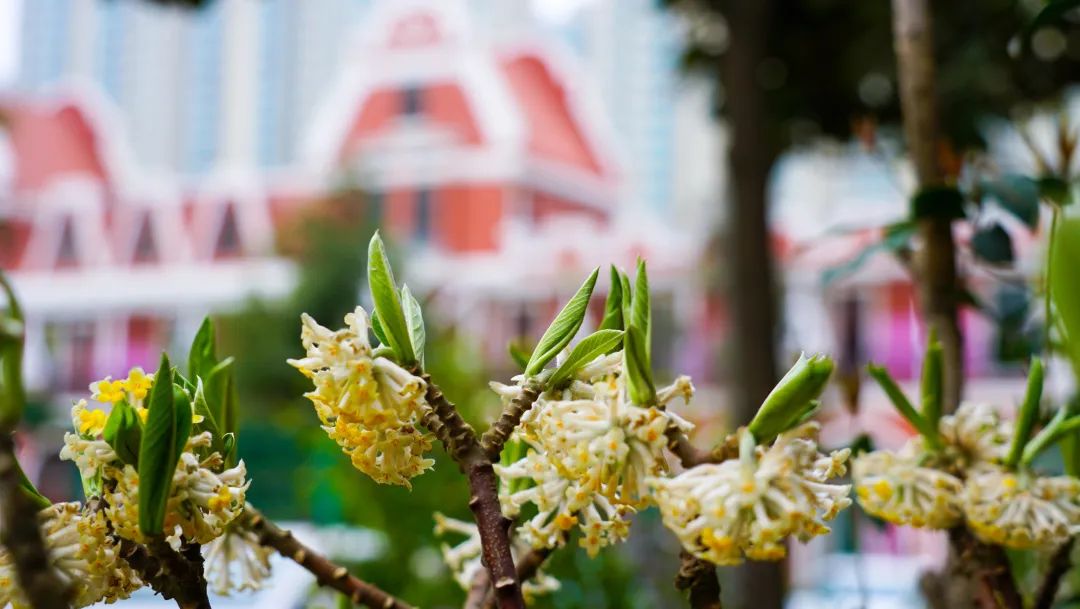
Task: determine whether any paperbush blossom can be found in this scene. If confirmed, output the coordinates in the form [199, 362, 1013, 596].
[203, 521, 274, 595]
[852, 449, 964, 529]
[102, 432, 248, 548]
[434, 513, 559, 602]
[289, 307, 434, 487]
[0, 502, 141, 608]
[649, 423, 851, 565]
[853, 402, 1011, 529]
[494, 352, 694, 555]
[963, 468, 1080, 549]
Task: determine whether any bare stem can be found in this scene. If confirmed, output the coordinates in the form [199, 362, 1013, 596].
[947, 528, 1022, 609]
[478, 547, 553, 609]
[0, 432, 71, 609]
[1033, 538, 1074, 609]
[480, 379, 541, 460]
[243, 506, 414, 609]
[674, 551, 722, 609]
[666, 425, 737, 468]
[421, 377, 525, 609]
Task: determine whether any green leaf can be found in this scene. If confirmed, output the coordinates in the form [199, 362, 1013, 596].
[822, 222, 915, 285]
[981, 175, 1040, 229]
[1006, 358, 1044, 469]
[367, 231, 415, 365]
[370, 310, 389, 346]
[508, 341, 531, 372]
[748, 354, 834, 443]
[14, 457, 49, 510]
[549, 330, 624, 388]
[103, 399, 143, 466]
[187, 316, 217, 381]
[1052, 218, 1080, 383]
[623, 325, 656, 405]
[0, 272, 26, 429]
[1038, 175, 1072, 207]
[631, 259, 651, 364]
[524, 268, 600, 377]
[138, 354, 192, 536]
[204, 358, 236, 436]
[619, 271, 632, 332]
[972, 223, 1014, 265]
[597, 266, 624, 332]
[920, 332, 943, 429]
[911, 186, 966, 221]
[400, 284, 426, 369]
[867, 363, 940, 448]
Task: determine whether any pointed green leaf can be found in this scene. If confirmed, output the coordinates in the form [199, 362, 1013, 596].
[1006, 358, 1044, 469]
[367, 232, 415, 365]
[400, 284, 426, 369]
[138, 354, 191, 536]
[187, 317, 217, 381]
[204, 357, 236, 435]
[623, 325, 656, 405]
[1052, 218, 1080, 383]
[524, 268, 599, 377]
[103, 399, 143, 466]
[598, 266, 624, 332]
[867, 363, 939, 448]
[14, 458, 50, 509]
[619, 270, 632, 334]
[749, 354, 834, 443]
[508, 341, 531, 372]
[549, 330, 624, 388]
[370, 310, 389, 347]
[0, 272, 26, 429]
[920, 331, 943, 429]
[631, 259, 651, 363]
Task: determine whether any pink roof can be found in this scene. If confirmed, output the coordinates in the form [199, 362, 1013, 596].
[1, 101, 108, 192]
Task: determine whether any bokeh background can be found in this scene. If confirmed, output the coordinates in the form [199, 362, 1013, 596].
[0, 0, 1077, 607]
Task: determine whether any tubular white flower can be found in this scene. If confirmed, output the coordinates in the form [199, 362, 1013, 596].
[288, 307, 434, 487]
[434, 513, 560, 602]
[852, 448, 963, 529]
[963, 467, 1080, 549]
[937, 402, 1012, 469]
[0, 502, 141, 608]
[649, 423, 851, 565]
[496, 356, 693, 555]
[203, 522, 273, 595]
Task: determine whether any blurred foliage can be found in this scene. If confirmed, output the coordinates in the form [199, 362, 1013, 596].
[668, 0, 1080, 153]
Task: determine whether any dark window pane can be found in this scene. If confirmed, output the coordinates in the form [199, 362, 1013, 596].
[402, 85, 423, 115]
[214, 205, 242, 258]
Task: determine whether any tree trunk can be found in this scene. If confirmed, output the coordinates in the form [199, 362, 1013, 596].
[891, 0, 964, 412]
[720, 1, 784, 608]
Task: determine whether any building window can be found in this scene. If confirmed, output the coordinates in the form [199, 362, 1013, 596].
[415, 190, 432, 242]
[132, 214, 157, 264]
[55, 216, 77, 268]
[402, 85, 423, 116]
[214, 205, 242, 259]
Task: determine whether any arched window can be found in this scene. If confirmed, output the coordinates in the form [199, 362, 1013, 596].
[213, 204, 242, 259]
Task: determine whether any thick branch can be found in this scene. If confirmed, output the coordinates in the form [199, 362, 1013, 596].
[478, 547, 553, 609]
[675, 551, 722, 609]
[947, 528, 1022, 609]
[0, 432, 71, 609]
[419, 377, 525, 609]
[891, 0, 963, 412]
[480, 380, 541, 460]
[243, 507, 414, 609]
[1033, 538, 1074, 609]
[114, 537, 210, 609]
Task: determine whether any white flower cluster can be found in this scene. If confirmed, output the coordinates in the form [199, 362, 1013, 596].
[289, 307, 434, 487]
[434, 513, 559, 602]
[494, 353, 693, 556]
[854, 402, 1080, 550]
[50, 372, 259, 595]
[0, 502, 141, 608]
[649, 423, 851, 565]
[203, 521, 274, 596]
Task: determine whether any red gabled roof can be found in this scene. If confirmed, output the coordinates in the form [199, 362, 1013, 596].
[499, 53, 604, 177]
[1, 101, 109, 193]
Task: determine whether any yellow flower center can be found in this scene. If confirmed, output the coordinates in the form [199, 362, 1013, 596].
[78, 408, 108, 436]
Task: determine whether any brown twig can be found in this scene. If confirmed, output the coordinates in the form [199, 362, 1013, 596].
[477, 547, 553, 609]
[114, 537, 211, 609]
[947, 528, 1022, 609]
[464, 570, 492, 609]
[665, 425, 737, 468]
[674, 551, 722, 609]
[421, 377, 525, 609]
[480, 379, 541, 460]
[1034, 538, 1075, 609]
[0, 432, 72, 609]
[243, 506, 414, 609]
